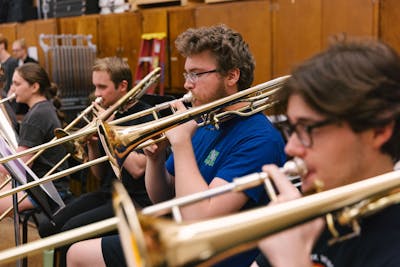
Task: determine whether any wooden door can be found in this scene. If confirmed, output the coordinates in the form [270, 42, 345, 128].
[98, 12, 142, 74]
[168, 7, 196, 94]
[322, 0, 379, 48]
[141, 8, 170, 92]
[0, 23, 17, 51]
[58, 14, 99, 44]
[272, 0, 322, 77]
[194, 0, 272, 85]
[380, 0, 400, 53]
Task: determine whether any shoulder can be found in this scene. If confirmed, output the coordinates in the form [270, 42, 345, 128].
[25, 57, 38, 64]
[228, 113, 283, 142]
[25, 101, 57, 122]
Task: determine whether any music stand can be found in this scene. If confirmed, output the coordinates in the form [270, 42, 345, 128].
[0, 137, 65, 226]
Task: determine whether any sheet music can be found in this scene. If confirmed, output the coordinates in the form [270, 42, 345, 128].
[0, 138, 65, 211]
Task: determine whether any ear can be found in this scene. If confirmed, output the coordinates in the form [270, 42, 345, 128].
[225, 68, 240, 87]
[371, 121, 394, 149]
[118, 80, 128, 93]
[31, 82, 40, 94]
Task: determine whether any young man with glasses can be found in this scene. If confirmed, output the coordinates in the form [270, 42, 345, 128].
[66, 25, 287, 267]
[254, 39, 400, 267]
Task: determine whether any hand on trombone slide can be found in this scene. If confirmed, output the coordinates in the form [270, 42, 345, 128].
[256, 164, 325, 267]
[164, 100, 197, 146]
[142, 97, 196, 159]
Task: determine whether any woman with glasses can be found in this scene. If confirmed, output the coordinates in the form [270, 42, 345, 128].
[254, 39, 400, 267]
[67, 25, 287, 267]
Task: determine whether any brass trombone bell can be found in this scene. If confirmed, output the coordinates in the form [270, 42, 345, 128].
[2, 160, 400, 265]
[0, 67, 161, 165]
[113, 169, 400, 267]
[0, 157, 304, 264]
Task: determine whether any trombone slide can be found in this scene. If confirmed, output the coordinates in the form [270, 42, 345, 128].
[0, 168, 400, 265]
[0, 93, 16, 104]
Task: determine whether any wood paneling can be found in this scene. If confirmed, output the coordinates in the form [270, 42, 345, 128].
[322, 0, 379, 48]
[168, 8, 195, 94]
[98, 12, 142, 72]
[194, 0, 272, 85]
[0, 23, 17, 50]
[272, 0, 322, 77]
[57, 14, 99, 44]
[141, 8, 169, 33]
[380, 0, 400, 53]
[3, 0, 400, 94]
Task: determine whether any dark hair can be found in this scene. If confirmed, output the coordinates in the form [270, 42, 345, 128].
[175, 24, 255, 91]
[277, 39, 400, 162]
[15, 63, 65, 124]
[0, 35, 8, 50]
[92, 57, 132, 90]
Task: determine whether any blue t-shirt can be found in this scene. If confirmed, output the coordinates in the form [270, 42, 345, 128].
[166, 112, 286, 266]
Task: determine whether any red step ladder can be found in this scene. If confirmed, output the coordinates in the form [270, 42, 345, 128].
[134, 32, 166, 95]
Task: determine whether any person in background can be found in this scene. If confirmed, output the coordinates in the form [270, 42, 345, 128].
[12, 38, 38, 66]
[38, 57, 154, 267]
[66, 24, 287, 267]
[254, 39, 400, 267]
[0, 63, 71, 215]
[0, 63, 18, 132]
[12, 38, 38, 116]
[0, 35, 18, 97]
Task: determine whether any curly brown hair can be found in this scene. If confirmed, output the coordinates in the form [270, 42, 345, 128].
[175, 24, 255, 91]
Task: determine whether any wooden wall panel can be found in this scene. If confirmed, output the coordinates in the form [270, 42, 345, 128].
[0, 23, 17, 51]
[194, 0, 272, 85]
[141, 9, 169, 92]
[272, 0, 322, 77]
[322, 0, 378, 48]
[118, 12, 143, 73]
[168, 8, 196, 94]
[98, 13, 142, 73]
[57, 14, 99, 44]
[16, 19, 57, 66]
[141, 9, 168, 33]
[380, 0, 400, 54]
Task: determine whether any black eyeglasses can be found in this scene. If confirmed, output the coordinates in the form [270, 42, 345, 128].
[183, 69, 218, 83]
[280, 118, 337, 147]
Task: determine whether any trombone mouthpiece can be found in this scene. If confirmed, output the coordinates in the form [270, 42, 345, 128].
[95, 97, 103, 104]
[283, 157, 308, 177]
[0, 93, 16, 104]
[182, 92, 193, 103]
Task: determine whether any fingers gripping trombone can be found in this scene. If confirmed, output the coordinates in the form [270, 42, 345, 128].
[1, 159, 400, 265]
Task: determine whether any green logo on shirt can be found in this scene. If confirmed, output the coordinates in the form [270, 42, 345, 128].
[204, 149, 219, 167]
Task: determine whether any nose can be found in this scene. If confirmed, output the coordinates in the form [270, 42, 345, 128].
[183, 78, 194, 91]
[94, 88, 102, 98]
[284, 133, 306, 158]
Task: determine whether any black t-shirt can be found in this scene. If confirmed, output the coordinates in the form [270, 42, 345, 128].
[19, 100, 69, 192]
[1, 56, 18, 96]
[256, 204, 400, 267]
[99, 100, 154, 207]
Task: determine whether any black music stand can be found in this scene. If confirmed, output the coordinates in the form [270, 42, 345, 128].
[0, 138, 65, 250]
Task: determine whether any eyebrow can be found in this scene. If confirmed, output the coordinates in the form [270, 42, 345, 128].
[288, 117, 325, 125]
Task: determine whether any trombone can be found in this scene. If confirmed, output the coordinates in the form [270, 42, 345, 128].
[0, 90, 193, 200]
[97, 75, 289, 165]
[0, 157, 305, 264]
[0, 67, 161, 166]
[0, 93, 16, 105]
[0, 68, 160, 221]
[1, 161, 400, 265]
